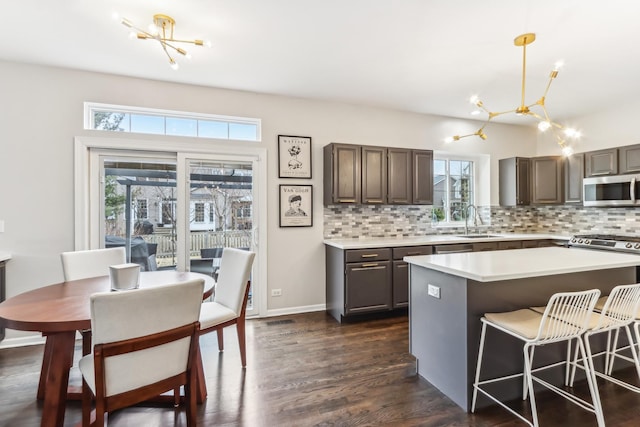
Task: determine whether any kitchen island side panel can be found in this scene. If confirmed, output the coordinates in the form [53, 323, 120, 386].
[409, 265, 469, 409]
[410, 264, 636, 412]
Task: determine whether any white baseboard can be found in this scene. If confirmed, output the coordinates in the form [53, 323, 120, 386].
[264, 303, 326, 318]
[0, 335, 46, 349]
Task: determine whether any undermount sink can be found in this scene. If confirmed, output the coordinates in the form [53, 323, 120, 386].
[456, 234, 499, 239]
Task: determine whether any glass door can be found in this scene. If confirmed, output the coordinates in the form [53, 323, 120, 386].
[179, 154, 259, 315]
[99, 154, 178, 270]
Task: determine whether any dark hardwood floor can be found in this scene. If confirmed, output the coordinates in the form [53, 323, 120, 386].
[2, 311, 640, 426]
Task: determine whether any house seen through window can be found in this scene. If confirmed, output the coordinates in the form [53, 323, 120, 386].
[433, 158, 475, 224]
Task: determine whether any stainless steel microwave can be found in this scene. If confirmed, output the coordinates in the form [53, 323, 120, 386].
[583, 174, 640, 206]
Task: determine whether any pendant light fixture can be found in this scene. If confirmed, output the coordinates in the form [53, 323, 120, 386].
[446, 33, 580, 156]
[118, 13, 211, 70]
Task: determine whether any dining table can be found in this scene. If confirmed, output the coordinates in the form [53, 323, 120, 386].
[0, 270, 215, 427]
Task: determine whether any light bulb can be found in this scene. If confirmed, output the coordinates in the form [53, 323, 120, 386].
[170, 60, 179, 70]
[128, 31, 136, 40]
[148, 23, 159, 35]
[444, 136, 454, 144]
[204, 40, 212, 48]
[564, 128, 581, 138]
[554, 60, 564, 71]
[561, 146, 574, 157]
[538, 121, 551, 132]
[469, 95, 479, 105]
[470, 110, 481, 116]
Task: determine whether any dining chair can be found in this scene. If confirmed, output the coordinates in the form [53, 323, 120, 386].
[199, 248, 256, 367]
[471, 289, 603, 427]
[61, 247, 127, 355]
[78, 278, 204, 427]
[61, 247, 126, 281]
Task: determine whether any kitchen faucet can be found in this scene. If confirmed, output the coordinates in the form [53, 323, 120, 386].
[464, 203, 480, 235]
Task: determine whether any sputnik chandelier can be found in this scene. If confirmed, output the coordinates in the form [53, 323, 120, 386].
[446, 33, 580, 156]
[118, 14, 210, 70]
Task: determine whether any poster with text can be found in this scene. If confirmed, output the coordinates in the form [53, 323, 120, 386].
[279, 185, 313, 227]
[278, 135, 312, 178]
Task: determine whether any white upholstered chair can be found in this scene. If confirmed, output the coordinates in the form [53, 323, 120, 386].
[198, 248, 256, 367]
[61, 247, 126, 281]
[472, 289, 603, 427]
[61, 247, 127, 355]
[78, 279, 204, 427]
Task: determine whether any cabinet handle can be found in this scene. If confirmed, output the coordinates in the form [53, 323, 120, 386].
[366, 199, 384, 203]
[339, 199, 356, 203]
[406, 252, 422, 255]
[361, 254, 379, 258]
[354, 264, 385, 270]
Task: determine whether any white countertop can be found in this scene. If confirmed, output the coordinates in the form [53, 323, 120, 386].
[324, 233, 569, 249]
[0, 252, 11, 262]
[404, 247, 640, 282]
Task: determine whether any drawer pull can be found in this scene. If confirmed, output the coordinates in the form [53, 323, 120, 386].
[367, 199, 384, 203]
[339, 199, 356, 203]
[407, 252, 423, 255]
[361, 254, 379, 258]
[354, 264, 385, 270]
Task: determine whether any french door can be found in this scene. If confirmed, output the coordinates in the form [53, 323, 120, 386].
[77, 137, 266, 317]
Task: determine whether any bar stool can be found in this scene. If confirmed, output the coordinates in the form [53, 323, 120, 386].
[471, 289, 603, 427]
[569, 283, 640, 394]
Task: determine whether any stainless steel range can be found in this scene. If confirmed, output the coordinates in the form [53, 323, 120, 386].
[568, 234, 640, 254]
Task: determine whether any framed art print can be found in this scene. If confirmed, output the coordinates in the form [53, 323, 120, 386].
[279, 184, 313, 227]
[278, 135, 312, 178]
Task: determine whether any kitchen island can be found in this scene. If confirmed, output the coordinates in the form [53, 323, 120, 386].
[404, 246, 640, 411]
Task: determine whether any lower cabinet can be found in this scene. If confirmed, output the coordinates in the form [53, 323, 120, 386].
[325, 239, 555, 323]
[392, 246, 433, 308]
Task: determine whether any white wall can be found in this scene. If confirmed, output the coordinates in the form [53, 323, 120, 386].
[0, 60, 537, 343]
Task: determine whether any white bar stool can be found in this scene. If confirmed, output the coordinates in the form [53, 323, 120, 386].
[471, 289, 603, 427]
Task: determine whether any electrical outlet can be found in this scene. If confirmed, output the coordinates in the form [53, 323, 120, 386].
[271, 289, 282, 297]
[427, 284, 440, 299]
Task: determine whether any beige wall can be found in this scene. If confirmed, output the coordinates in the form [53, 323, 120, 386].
[0, 60, 538, 344]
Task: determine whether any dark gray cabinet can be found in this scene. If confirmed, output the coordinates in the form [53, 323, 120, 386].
[324, 143, 433, 206]
[323, 143, 361, 205]
[361, 146, 387, 204]
[499, 157, 530, 206]
[413, 150, 434, 204]
[531, 156, 563, 204]
[585, 148, 618, 177]
[564, 153, 584, 204]
[392, 246, 433, 308]
[498, 241, 523, 250]
[387, 148, 433, 205]
[619, 144, 640, 174]
[387, 148, 412, 204]
[326, 246, 392, 322]
[473, 242, 498, 251]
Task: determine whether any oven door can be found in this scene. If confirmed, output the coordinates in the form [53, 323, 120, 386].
[583, 174, 640, 206]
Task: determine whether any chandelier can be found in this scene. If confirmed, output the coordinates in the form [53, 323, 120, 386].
[446, 33, 580, 156]
[118, 14, 210, 70]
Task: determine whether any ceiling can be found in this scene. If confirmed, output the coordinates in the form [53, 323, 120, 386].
[3, 1, 639, 126]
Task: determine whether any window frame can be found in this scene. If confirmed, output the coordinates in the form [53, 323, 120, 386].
[84, 102, 262, 142]
[433, 154, 478, 226]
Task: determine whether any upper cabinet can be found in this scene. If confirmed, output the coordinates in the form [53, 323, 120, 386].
[361, 146, 387, 204]
[413, 150, 434, 205]
[324, 143, 433, 206]
[585, 148, 618, 177]
[618, 144, 640, 174]
[530, 156, 563, 204]
[387, 148, 412, 204]
[499, 157, 530, 206]
[323, 143, 361, 205]
[564, 153, 584, 204]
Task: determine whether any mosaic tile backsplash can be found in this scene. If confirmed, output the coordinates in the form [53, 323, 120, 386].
[323, 205, 640, 239]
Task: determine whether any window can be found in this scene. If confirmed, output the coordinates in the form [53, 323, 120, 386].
[85, 102, 261, 142]
[134, 199, 148, 220]
[161, 200, 177, 226]
[194, 202, 205, 223]
[433, 157, 475, 224]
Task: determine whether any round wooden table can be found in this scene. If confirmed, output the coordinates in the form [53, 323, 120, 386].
[0, 271, 214, 427]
